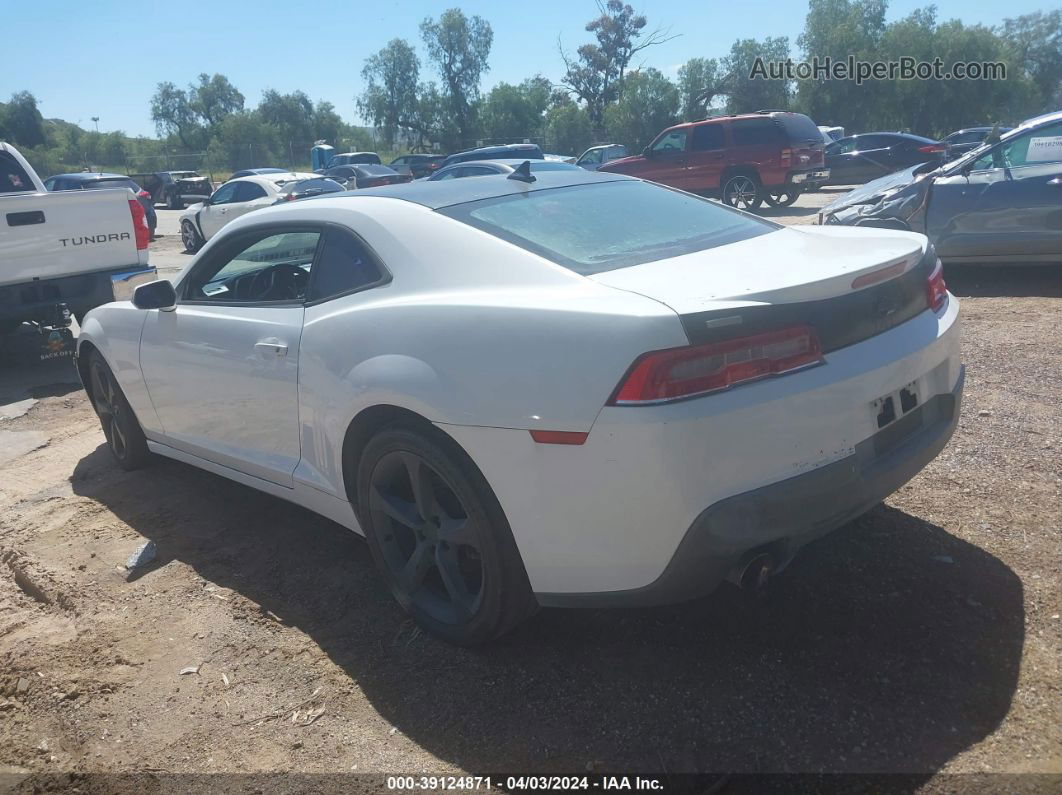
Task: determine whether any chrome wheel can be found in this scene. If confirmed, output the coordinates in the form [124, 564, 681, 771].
[181, 222, 200, 253]
[722, 175, 762, 210]
[368, 450, 484, 624]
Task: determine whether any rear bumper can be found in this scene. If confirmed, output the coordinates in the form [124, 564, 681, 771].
[538, 368, 963, 607]
[0, 264, 156, 325]
[788, 168, 830, 186]
[443, 296, 962, 601]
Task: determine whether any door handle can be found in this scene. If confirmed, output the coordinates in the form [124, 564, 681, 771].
[255, 339, 288, 356]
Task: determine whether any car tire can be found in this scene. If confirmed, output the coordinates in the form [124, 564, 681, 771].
[356, 423, 537, 645]
[88, 351, 150, 471]
[721, 172, 763, 210]
[763, 188, 801, 207]
[166, 191, 181, 210]
[181, 221, 203, 253]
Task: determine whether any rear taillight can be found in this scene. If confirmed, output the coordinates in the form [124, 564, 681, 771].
[918, 144, 945, 154]
[780, 147, 792, 167]
[926, 259, 947, 311]
[127, 199, 150, 250]
[610, 325, 824, 406]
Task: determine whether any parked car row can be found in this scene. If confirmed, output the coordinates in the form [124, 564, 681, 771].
[819, 110, 1062, 265]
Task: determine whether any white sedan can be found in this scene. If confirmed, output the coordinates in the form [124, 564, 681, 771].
[77, 169, 963, 644]
[179, 172, 321, 252]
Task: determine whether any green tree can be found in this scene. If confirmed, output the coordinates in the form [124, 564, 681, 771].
[313, 101, 344, 143]
[2, 91, 48, 148]
[357, 38, 421, 147]
[543, 101, 593, 155]
[677, 58, 722, 121]
[1000, 11, 1062, 108]
[150, 81, 206, 150]
[560, 0, 674, 130]
[206, 111, 280, 171]
[603, 68, 679, 151]
[420, 8, 493, 148]
[189, 73, 244, 129]
[258, 89, 315, 144]
[479, 76, 552, 141]
[722, 37, 792, 113]
[795, 0, 888, 130]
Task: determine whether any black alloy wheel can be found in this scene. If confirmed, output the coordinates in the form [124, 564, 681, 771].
[88, 352, 149, 470]
[763, 188, 801, 207]
[357, 425, 535, 644]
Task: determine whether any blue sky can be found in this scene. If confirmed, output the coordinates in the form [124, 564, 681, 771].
[0, 0, 1048, 137]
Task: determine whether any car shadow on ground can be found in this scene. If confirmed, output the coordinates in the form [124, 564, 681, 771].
[70, 445, 1024, 777]
[944, 264, 1062, 298]
[757, 204, 821, 219]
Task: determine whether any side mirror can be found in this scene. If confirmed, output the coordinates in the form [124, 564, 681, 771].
[960, 162, 973, 178]
[642, 147, 653, 157]
[132, 279, 177, 311]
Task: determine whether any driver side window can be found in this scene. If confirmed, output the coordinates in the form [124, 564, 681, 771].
[208, 182, 239, 205]
[971, 121, 1062, 171]
[652, 129, 688, 153]
[184, 230, 321, 304]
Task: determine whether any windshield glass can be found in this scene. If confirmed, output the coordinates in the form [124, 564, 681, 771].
[440, 180, 776, 275]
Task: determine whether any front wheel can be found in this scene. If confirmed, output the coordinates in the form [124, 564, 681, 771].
[721, 173, 763, 210]
[181, 221, 203, 253]
[763, 188, 801, 207]
[356, 424, 536, 645]
[88, 352, 150, 470]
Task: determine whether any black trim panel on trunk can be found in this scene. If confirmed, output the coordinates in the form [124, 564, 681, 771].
[679, 246, 935, 353]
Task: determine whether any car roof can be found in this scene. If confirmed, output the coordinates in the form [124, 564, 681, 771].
[50, 172, 132, 181]
[335, 151, 377, 157]
[323, 168, 634, 210]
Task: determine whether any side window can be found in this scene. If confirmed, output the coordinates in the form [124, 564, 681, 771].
[579, 149, 603, 165]
[730, 119, 784, 147]
[691, 124, 725, 151]
[308, 228, 385, 302]
[43, 178, 56, 191]
[208, 182, 239, 205]
[235, 182, 268, 201]
[983, 122, 1062, 169]
[433, 168, 460, 180]
[858, 135, 893, 150]
[831, 138, 858, 154]
[461, 166, 496, 177]
[185, 231, 321, 304]
[651, 129, 688, 153]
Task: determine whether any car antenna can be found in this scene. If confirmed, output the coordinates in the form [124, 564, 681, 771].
[507, 160, 536, 184]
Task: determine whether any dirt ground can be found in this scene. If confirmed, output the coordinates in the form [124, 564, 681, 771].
[0, 190, 1059, 792]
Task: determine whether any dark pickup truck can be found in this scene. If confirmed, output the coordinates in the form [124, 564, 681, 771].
[129, 171, 214, 209]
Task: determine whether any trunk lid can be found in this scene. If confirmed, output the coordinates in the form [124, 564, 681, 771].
[589, 225, 932, 352]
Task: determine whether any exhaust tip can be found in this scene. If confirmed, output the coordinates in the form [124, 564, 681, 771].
[736, 553, 774, 593]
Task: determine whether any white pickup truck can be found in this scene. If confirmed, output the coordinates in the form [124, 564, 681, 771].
[1, 142, 155, 342]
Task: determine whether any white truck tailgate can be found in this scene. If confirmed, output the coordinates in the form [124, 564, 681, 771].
[1, 188, 145, 287]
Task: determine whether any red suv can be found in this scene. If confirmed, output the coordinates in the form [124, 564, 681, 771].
[599, 111, 828, 210]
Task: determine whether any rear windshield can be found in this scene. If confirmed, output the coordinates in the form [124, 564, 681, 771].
[777, 113, 823, 143]
[84, 178, 141, 192]
[440, 180, 776, 275]
[355, 165, 396, 176]
[0, 152, 34, 193]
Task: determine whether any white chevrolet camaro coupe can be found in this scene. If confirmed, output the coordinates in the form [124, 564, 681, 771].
[178, 172, 321, 253]
[77, 167, 963, 644]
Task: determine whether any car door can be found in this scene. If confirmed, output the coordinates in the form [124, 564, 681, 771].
[685, 123, 727, 190]
[928, 120, 1062, 261]
[139, 226, 322, 485]
[197, 182, 240, 239]
[640, 127, 691, 188]
[825, 137, 861, 184]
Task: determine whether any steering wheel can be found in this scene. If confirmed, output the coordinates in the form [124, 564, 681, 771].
[245, 263, 308, 301]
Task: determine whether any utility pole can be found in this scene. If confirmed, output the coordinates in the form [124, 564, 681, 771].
[91, 116, 100, 132]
